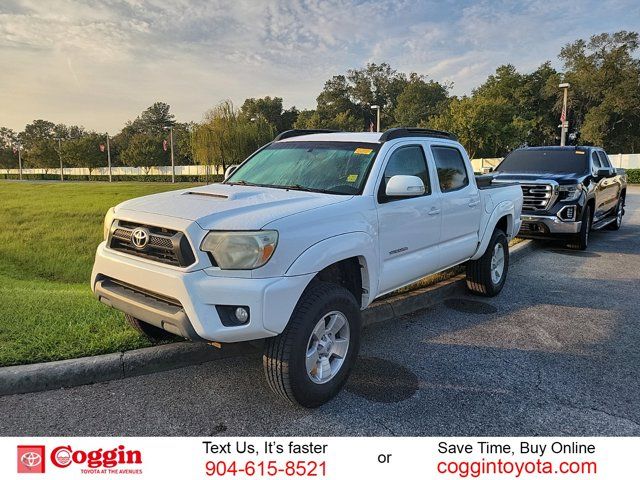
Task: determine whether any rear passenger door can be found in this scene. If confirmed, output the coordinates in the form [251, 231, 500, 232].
[429, 145, 481, 269]
[376, 144, 442, 294]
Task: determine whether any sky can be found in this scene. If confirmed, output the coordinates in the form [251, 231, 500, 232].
[0, 0, 638, 133]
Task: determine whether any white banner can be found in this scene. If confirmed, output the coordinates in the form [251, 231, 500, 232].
[2, 437, 638, 479]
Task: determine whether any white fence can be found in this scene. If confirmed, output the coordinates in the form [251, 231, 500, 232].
[472, 153, 640, 173]
[3, 153, 640, 177]
[1, 164, 225, 176]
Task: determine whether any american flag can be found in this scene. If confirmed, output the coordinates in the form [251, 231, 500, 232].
[560, 105, 566, 124]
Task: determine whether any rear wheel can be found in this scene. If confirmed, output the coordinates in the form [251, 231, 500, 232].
[567, 205, 591, 250]
[263, 282, 361, 408]
[606, 196, 624, 230]
[466, 229, 509, 297]
[125, 314, 176, 342]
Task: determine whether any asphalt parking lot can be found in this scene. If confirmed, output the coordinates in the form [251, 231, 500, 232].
[1, 187, 639, 437]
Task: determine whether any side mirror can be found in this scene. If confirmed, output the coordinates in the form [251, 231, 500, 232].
[596, 168, 613, 178]
[224, 165, 239, 180]
[488, 167, 494, 173]
[385, 175, 425, 197]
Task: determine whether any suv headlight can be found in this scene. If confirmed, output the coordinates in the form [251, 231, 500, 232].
[201, 230, 278, 269]
[558, 184, 583, 202]
[103, 207, 115, 240]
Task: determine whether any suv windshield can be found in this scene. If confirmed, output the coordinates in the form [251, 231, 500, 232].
[497, 149, 589, 174]
[226, 141, 380, 195]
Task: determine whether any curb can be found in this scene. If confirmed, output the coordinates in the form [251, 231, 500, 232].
[0, 240, 536, 397]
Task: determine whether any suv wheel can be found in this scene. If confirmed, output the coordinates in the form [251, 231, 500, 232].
[567, 205, 591, 250]
[606, 196, 624, 230]
[125, 314, 176, 342]
[263, 281, 361, 408]
[466, 228, 509, 297]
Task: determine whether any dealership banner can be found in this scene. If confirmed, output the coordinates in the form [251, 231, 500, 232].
[2, 437, 639, 479]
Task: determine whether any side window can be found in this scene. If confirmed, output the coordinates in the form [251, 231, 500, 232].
[431, 146, 469, 192]
[597, 151, 612, 169]
[379, 145, 430, 201]
[591, 151, 602, 170]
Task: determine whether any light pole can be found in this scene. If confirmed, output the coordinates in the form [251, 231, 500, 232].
[54, 137, 63, 181]
[559, 82, 570, 146]
[13, 143, 23, 180]
[164, 126, 175, 183]
[371, 105, 381, 133]
[106, 133, 112, 182]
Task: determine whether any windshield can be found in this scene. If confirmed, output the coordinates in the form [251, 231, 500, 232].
[226, 141, 380, 195]
[497, 149, 589, 174]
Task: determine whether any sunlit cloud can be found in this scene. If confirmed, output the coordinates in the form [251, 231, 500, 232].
[0, 0, 636, 132]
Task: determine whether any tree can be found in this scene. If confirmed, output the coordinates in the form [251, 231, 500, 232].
[394, 73, 450, 126]
[559, 31, 640, 152]
[61, 133, 106, 175]
[129, 102, 176, 135]
[0, 128, 18, 173]
[430, 96, 524, 158]
[120, 134, 166, 174]
[239, 97, 298, 132]
[192, 100, 274, 172]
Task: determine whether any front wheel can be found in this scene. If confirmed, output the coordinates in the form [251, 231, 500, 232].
[567, 205, 592, 250]
[263, 282, 361, 408]
[466, 229, 509, 297]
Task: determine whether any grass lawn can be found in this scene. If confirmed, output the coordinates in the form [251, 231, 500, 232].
[0, 181, 198, 367]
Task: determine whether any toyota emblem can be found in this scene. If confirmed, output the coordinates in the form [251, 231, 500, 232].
[131, 227, 150, 249]
[20, 451, 42, 468]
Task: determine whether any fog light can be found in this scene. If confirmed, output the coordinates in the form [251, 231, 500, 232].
[235, 307, 249, 323]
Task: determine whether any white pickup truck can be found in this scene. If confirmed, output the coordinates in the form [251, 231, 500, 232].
[92, 128, 522, 407]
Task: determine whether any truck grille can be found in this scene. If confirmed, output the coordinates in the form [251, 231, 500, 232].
[108, 220, 196, 267]
[521, 183, 554, 211]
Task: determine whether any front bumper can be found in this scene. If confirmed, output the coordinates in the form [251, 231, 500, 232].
[91, 242, 314, 343]
[519, 214, 582, 236]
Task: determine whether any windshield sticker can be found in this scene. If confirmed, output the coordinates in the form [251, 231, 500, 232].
[354, 148, 373, 155]
[347, 174, 358, 183]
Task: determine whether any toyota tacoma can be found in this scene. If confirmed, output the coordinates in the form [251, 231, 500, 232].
[92, 128, 523, 407]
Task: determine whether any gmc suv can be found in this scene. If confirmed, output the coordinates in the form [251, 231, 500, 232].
[493, 146, 627, 250]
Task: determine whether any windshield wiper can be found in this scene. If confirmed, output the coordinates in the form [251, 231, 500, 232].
[279, 184, 342, 194]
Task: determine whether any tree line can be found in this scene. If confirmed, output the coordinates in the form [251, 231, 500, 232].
[1, 30, 638, 175]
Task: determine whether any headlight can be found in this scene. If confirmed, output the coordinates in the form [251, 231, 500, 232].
[201, 230, 278, 269]
[103, 207, 115, 240]
[558, 184, 583, 202]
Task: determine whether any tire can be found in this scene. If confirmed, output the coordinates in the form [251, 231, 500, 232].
[466, 228, 509, 297]
[125, 314, 176, 342]
[567, 205, 592, 250]
[605, 196, 624, 230]
[263, 281, 361, 408]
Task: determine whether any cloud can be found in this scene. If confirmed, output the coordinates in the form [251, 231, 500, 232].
[0, 0, 637, 132]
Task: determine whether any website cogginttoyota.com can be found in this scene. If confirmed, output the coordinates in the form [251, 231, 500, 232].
[1, 0, 639, 478]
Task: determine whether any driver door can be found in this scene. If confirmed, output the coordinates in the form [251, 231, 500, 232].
[376, 144, 442, 294]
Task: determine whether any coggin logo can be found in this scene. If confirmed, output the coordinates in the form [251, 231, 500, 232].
[51, 445, 142, 469]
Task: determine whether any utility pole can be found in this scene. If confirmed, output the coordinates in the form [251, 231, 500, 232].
[559, 83, 570, 146]
[371, 105, 381, 133]
[106, 133, 112, 182]
[15, 143, 23, 180]
[56, 137, 63, 181]
[164, 126, 175, 183]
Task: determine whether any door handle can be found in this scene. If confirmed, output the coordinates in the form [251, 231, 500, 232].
[468, 199, 480, 207]
[428, 208, 441, 216]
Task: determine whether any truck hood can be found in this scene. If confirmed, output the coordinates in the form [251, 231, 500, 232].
[493, 171, 586, 185]
[115, 183, 352, 230]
